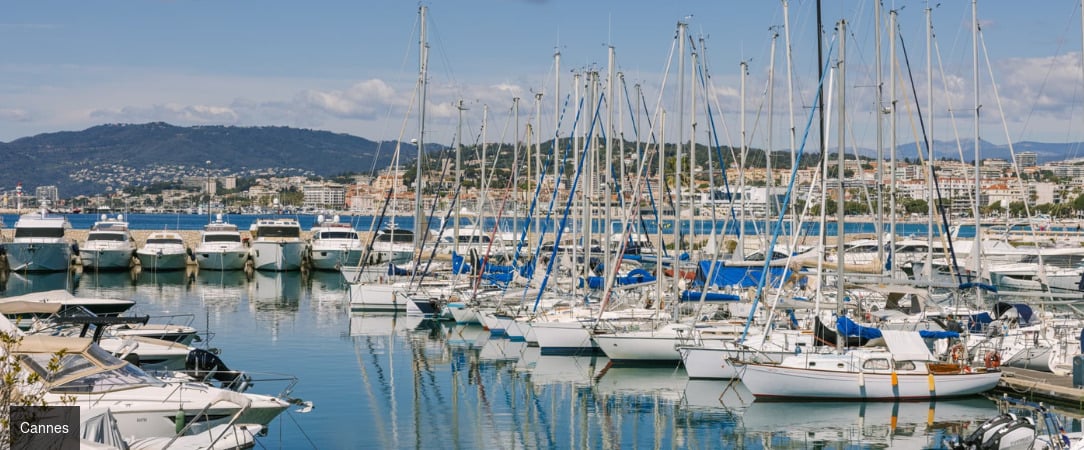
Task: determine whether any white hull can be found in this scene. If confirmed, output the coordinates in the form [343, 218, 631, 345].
[80, 249, 134, 271]
[250, 241, 307, 271]
[5, 242, 71, 272]
[53, 388, 288, 440]
[196, 249, 250, 271]
[446, 303, 482, 324]
[310, 248, 363, 271]
[348, 282, 408, 313]
[532, 320, 599, 355]
[738, 360, 1001, 400]
[136, 250, 189, 271]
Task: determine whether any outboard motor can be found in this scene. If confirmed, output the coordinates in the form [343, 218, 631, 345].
[185, 348, 250, 391]
[961, 414, 1017, 448]
[980, 416, 1035, 450]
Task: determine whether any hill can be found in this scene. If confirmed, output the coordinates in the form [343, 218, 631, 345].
[0, 122, 422, 196]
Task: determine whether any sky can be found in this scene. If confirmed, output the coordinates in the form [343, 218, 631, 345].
[3, 0, 1084, 156]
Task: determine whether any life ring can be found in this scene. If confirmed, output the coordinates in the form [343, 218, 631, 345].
[984, 351, 1001, 369]
[950, 343, 965, 362]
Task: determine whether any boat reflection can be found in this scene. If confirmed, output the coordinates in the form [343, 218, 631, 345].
[0, 270, 75, 296]
[308, 270, 348, 324]
[248, 271, 303, 341]
[73, 269, 136, 298]
[133, 266, 195, 308]
[737, 397, 997, 448]
[194, 269, 248, 313]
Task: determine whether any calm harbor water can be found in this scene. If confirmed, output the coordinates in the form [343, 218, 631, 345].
[0, 268, 1022, 449]
[0, 213, 1072, 449]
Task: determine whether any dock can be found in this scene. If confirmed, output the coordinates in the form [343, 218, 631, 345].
[994, 367, 1084, 412]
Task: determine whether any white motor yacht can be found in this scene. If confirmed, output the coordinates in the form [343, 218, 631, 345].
[136, 230, 190, 271]
[13, 334, 290, 440]
[5, 208, 73, 272]
[308, 215, 363, 271]
[248, 218, 307, 271]
[194, 216, 250, 271]
[80, 215, 136, 271]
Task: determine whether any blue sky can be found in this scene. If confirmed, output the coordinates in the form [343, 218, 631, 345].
[2, 1, 1083, 153]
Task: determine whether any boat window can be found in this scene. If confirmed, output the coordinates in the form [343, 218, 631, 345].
[146, 238, 183, 245]
[256, 226, 299, 238]
[862, 359, 891, 370]
[204, 235, 241, 243]
[377, 231, 414, 243]
[14, 228, 66, 239]
[894, 361, 916, 371]
[87, 233, 128, 242]
[457, 235, 490, 244]
[319, 231, 358, 240]
[895, 245, 929, 253]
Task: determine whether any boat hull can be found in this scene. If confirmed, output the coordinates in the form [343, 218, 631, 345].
[309, 247, 363, 271]
[738, 362, 1002, 400]
[195, 249, 249, 271]
[79, 249, 135, 271]
[250, 241, 307, 271]
[5, 242, 71, 272]
[136, 250, 189, 271]
[348, 283, 408, 313]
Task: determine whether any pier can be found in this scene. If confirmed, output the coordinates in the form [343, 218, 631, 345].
[994, 367, 1084, 411]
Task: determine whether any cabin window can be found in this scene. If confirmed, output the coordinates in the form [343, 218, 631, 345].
[87, 233, 128, 242]
[257, 226, 299, 238]
[862, 359, 891, 370]
[205, 235, 241, 243]
[894, 361, 916, 370]
[14, 228, 65, 238]
[320, 231, 358, 240]
[146, 239, 183, 245]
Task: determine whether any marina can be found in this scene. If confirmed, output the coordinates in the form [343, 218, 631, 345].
[6, 0, 1084, 447]
[0, 214, 1083, 448]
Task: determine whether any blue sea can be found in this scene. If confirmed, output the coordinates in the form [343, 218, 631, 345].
[0, 213, 1071, 449]
[0, 212, 980, 238]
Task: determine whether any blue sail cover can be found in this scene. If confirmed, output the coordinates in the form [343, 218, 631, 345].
[679, 291, 742, 302]
[583, 268, 656, 289]
[695, 260, 793, 288]
[836, 316, 959, 340]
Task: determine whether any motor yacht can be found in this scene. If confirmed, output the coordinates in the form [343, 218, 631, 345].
[249, 218, 307, 271]
[136, 230, 190, 271]
[194, 216, 249, 271]
[308, 215, 363, 271]
[13, 334, 290, 440]
[79, 215, 136, 271]
[4, 208, 73, 272]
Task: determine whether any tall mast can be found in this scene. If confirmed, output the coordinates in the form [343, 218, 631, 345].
[534, 91, 543, 250]
[889, 9, 899, 276]
[736, 60, 748, 261]
[513, 96, 521, 247]
[554, 48, 561, 183]
[875, 0, 885, 272]
[767, 30, 777, 228]
[972, 0, 982, 302]
[414, 5, 429, 252]
[675, 20, 687, 259]
[782, 0, 798, 228]
[925, 2, 935, 278]
[816, 0, 828, 256]
[605, 46, 615, 284]
[454, 99, 466, 254]
[836, 19, 847, 315]
[689, 44, 699, 252]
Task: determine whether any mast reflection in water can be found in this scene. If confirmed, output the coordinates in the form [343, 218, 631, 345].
[0, 270, 1017, 449]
